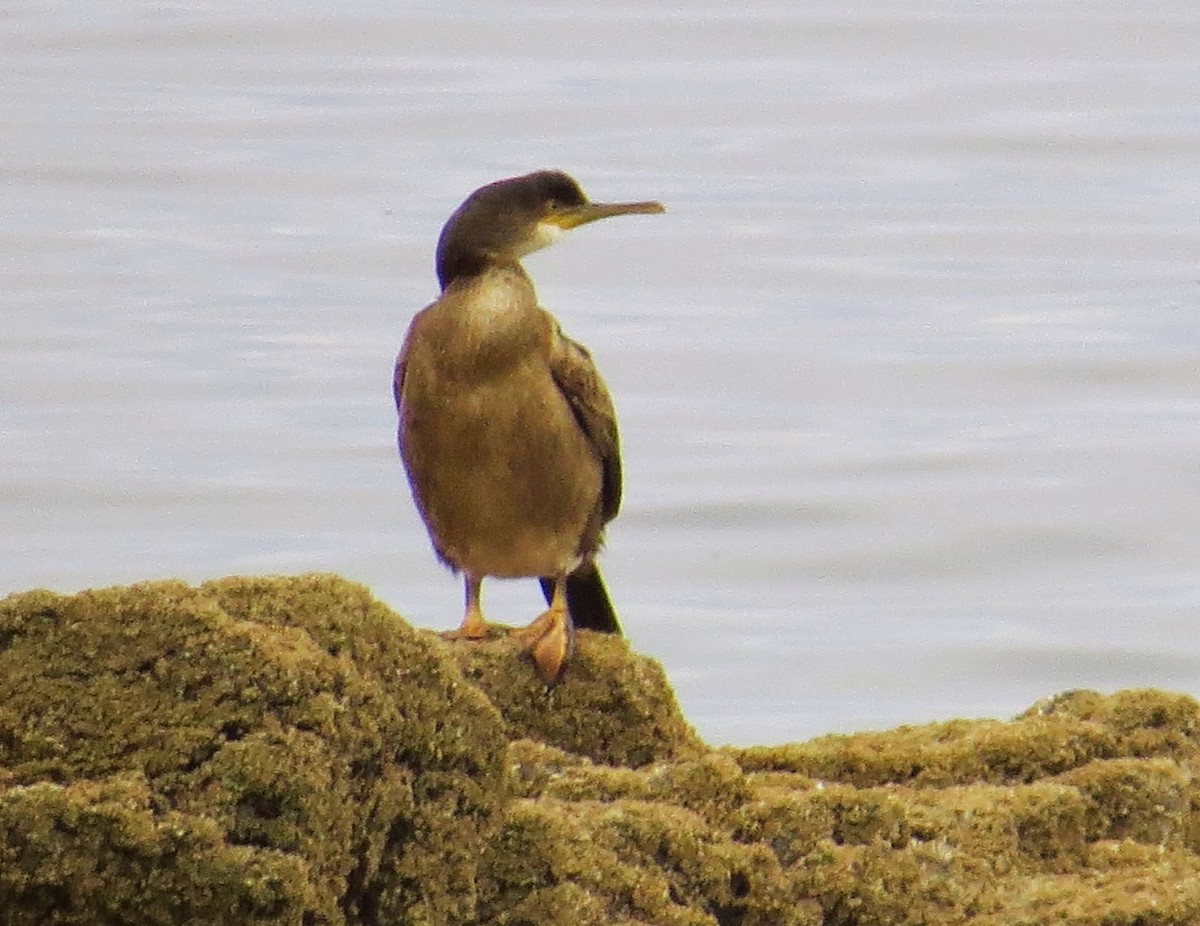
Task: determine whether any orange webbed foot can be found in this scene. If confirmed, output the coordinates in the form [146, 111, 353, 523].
[512, 606, 575, 684]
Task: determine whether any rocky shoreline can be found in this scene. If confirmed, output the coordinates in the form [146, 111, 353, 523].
[2, 573, 1198, 924]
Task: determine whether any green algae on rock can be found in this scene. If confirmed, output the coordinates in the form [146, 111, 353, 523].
[4, 575, 1200, 925]
[0, 574, 509, 925]
[442, 623, 705, 768]
[0, 773, 321, 923]
[727, 687, 1200, 925]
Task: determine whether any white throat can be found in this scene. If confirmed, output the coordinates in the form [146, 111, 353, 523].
[525, 221, 566, 255]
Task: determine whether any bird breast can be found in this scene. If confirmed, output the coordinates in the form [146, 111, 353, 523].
[432, 269, 547, 381]
[397, 267, 603, 577]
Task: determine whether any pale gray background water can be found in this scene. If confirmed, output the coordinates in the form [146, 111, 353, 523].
[4, 2, 1199, 745]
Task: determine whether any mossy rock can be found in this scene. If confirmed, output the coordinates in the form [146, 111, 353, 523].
[6, 574, 1200, 925]
[437, 625, 705, 767]
[477, 798, 819, 926]
[0, 773, 319, 923]
[0, 574, 509, 925]
[726, 689, 1200, 925]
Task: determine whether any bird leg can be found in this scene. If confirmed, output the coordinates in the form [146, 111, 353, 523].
[442, 574, 488, 640]
[510, 576, 575, 684]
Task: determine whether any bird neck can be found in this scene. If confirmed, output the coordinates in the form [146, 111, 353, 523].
[443, 257, 532, 295]
[435, 263, 543, 378]
[446, 262, 538, 325]
[438, 243, 538, 290]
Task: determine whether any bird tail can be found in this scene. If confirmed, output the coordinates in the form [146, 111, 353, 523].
[540, 564, 621, 636]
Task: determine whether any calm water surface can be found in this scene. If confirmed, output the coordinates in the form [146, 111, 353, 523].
[4, 2, 1199, 744]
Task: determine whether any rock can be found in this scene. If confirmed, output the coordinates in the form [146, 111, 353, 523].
[3, 574, 1200, 925]
[441, 622, 706, 768]
[0, 574, 509, 925]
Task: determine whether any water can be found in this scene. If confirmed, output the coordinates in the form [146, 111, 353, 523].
[4, 2, 1199, 745]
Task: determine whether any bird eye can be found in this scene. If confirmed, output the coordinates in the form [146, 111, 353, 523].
[545, 198, 561, 211]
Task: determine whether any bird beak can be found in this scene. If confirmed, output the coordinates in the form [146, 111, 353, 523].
[550, 200, 666, 230]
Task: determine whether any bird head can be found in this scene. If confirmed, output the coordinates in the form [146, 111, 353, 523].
[434, 170, 664, 289]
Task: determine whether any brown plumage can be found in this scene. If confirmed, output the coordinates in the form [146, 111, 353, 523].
[394, 170, 663, 682]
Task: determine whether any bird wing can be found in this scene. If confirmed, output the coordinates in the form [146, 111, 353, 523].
[546, 319, 622, 522]
[392, 346, 407, 413]
[393, 305, 423, 415]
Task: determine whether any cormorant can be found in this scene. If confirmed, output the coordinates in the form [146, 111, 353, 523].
[394, 170, 664, 682]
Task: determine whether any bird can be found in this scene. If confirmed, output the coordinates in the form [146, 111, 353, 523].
[394, 170, 664, 683]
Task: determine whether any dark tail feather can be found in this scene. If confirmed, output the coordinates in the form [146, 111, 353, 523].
[539, 564, 621, 636]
